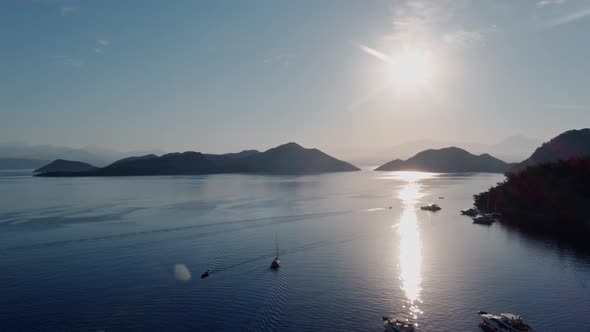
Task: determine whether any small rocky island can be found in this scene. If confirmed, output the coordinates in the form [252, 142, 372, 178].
[35, 143, 360, 176]
[375, 146, 511, 173]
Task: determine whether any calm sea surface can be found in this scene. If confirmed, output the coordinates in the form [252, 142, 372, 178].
[0, 170, 589, 331]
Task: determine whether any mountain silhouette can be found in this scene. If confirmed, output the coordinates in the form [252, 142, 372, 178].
[36, 143, 359, 176]
[99, 151, 215, 176]
[355, 135, 541, 166]
[375, 147, 511, 173]
[513, 128, 590, 171]
[221, 143, 358, 174]
[35, 159, 98, 173]
[204, 150, 261, 164]
[108, 154, 159, 166]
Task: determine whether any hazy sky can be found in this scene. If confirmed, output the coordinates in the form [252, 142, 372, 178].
[1, 0, 589, 159]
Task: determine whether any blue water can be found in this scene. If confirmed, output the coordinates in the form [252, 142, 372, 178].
[0, 170, 589, 331]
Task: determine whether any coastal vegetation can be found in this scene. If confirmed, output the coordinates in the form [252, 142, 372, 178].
[474, 157, 590, 241]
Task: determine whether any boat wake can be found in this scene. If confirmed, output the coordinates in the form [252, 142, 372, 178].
[249, 268, 288, 331]
[202, 236, 362, 277]
[0, 210, 352, 254]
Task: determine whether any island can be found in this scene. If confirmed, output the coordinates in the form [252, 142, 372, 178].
[35, 142, 360, 176]
[34, 159, 98, 173]
[375, 146, 511, 173]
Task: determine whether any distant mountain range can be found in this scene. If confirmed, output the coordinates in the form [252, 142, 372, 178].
[374, 129, 590, 173]
[0, 135, 541, 170]
[35, 143, 360, 176]
[357, 135, 541, 166]
[375, 147, 512, 173]
[12, 129, 590, 176]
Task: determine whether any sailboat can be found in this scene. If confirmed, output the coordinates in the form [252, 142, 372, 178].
[200, 269, 210, 279]
[270, 233, 281, 269]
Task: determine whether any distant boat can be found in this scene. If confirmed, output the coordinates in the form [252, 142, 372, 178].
[461, 208, 479, 217]
[271, 233, 281, 270]
[472, 214, 495, 225]
[382, 316, 415, 332]
[478, 311, 535, 331]
[201, 270, 210, 279]
[420, 203, 441, 211]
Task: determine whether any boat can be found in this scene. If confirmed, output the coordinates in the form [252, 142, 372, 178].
[270, 233, 281, 270]
[420, 203, 441, 211]
[201, 270, 210, 279]
[478, 311, 535, 331]
[472, 214, 496, 225]
[461, 208, 479, 217]
[382, 316, 415, 332]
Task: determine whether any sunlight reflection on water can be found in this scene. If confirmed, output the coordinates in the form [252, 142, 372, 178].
[395, 172, 433, 320]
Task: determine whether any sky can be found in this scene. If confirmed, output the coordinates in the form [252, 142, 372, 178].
[1, 0, 589, 160]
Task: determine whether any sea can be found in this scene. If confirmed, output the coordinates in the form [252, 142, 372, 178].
[0, 169, 589, 331]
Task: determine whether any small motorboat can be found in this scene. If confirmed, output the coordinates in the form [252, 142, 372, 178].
[382, 316, 415, 332]
[271, 257, 281, 270]
[461, 208, 479, 217]
[472, 214, 496, 225]
[270, 233, 281, 270]
[478, 311, 535, 331]
[420, 203, 441, 211]
[201, 270, 210, 279]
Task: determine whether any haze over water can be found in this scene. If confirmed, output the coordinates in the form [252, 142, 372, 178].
[1, 170, 589, 331]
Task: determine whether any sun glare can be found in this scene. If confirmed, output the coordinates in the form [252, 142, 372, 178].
[386, 171, 437, 184]
[394, 171, 429, 319]
[389, 48, 435, 91]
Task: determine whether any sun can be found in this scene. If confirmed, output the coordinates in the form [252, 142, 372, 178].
[355, 43, 439, 106]
[389, 48, 435, 91]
